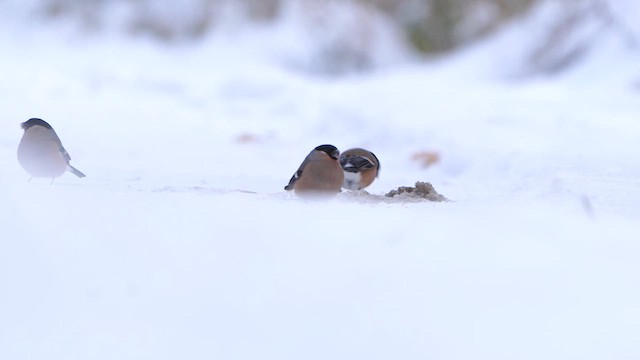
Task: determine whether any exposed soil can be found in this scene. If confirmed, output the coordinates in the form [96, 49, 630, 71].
[384, 181, 448, 202]
[338, 181, 448, 204]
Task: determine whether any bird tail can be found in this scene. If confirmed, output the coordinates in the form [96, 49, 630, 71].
[67, 165, 86, 178]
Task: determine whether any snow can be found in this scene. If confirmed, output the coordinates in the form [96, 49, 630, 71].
[1, 1, 640, 359]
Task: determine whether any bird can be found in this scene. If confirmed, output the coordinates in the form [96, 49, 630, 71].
[284, 144, 344, 198]
[17, 118, 86, 182]
[339, 148, 380, 191]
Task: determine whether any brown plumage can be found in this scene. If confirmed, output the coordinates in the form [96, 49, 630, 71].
[284, 144, 344, 198]
[339, 148, 380, 190]
[18, 118, 86, 181]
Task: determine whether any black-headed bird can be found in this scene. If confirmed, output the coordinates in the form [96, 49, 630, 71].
[18, 118, 86, 182]
[339, 148, 380, 191]
[285, 144, 344, 198]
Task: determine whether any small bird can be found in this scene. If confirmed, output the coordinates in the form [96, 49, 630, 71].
[284, 144, 344, 198]
[17, 118, 86, 181]
[339, 148, 380, 191]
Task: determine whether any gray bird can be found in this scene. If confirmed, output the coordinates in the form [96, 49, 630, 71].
[18, 118, 86, 181]
[284, 144, 344, 198]
[339, 148, 380, 191]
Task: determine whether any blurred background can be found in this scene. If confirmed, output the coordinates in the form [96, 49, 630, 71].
[11, 0, 640, 75]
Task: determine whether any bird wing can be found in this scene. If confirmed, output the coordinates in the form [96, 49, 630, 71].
[285, 153, 316, 190]
[341, 155, 375, 173]
[59, 144, 71, 163]
[284, 168, 303, 190]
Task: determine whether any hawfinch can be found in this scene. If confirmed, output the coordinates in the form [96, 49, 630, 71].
[339, 148, 380, 190]
[17, 118, 86, 181]
[284, 144, 344, 198]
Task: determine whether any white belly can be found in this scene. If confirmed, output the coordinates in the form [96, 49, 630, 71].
[342, 171, 362, 190]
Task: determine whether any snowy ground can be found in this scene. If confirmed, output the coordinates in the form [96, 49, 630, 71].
[1, 3, 640, 360]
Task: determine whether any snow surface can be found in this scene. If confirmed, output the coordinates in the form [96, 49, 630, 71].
[1, 2, 640, 360]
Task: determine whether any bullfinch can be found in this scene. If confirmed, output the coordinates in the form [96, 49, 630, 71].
[17, 118, 86, 181]
[284, 144, 344, 198]
[339, 147, 380, 190]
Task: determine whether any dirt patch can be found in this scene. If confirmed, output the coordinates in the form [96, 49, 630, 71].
[384, 181, 448, 202]
[339, 181, 448, 204]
